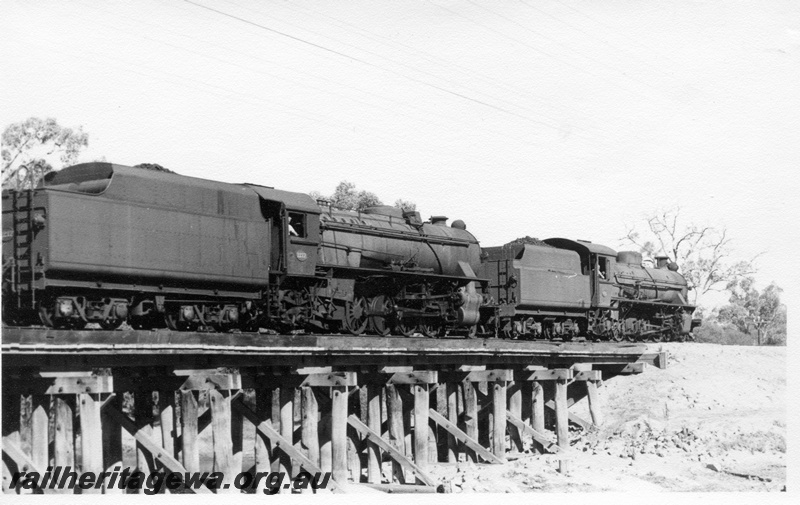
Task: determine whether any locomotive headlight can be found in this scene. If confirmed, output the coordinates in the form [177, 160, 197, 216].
[181, 305, 195, 320]
[58, 299, 74, 316]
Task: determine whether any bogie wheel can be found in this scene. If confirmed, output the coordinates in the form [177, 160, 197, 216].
[610, 328, 624, 342]
[395, 318, 416, 337]
[368, 296, 393, 337]
[418, 322, 440, 338]
[344, 296, 369, 335]
[100, 318, 124, 331]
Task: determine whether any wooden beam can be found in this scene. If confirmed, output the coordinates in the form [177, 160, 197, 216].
[515, 369, 572, 381]
[388, 371, 438, 385]
[53, 395, 75, 493]
[231, 396, 345, 493]
[1, 437, 53, 494]
[555, 378, 570, 474]
[78, 393, 103, 494]
[427, 409, 504, 464]
[209, 389, 236, 492]
[159, 391, 177, 477]
[278, 387, 293, 489]
[572, 370, 602, 381]
[586, 381, 603, 426]
[413, 384, 430, 469]
[506, 412, 560, 454]
[366, 384, 381, 484]
[385, 384, 407, 484]
[446, 382, 459, 462]
[30, 396, 48, 473]
[301, 387, 320, 469]
[438, 369, 513, 384]
[507, 381, 522, 452]
[181, 372, 241, 391]
[599, 362, 644, 376]
[103, 404, 212, 494]
[7, 376, 114, 395]
[531, 381, 545, 454]
[179, 390, 199, 473]
[331, 386, 348, 484]
[301, 372, 357, 388]
[347, 415, 435, 487]
[462, 379, 478, 462]
[491, 380, 507, 458]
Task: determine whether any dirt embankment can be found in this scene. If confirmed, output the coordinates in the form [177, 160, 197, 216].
[430, 343, 786, 492]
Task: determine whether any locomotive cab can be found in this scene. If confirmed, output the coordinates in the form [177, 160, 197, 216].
[246, 185, 320, 278]
[544, 238, 617, 308]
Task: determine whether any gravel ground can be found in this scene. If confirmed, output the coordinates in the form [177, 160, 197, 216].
[428, 343, 786, 492]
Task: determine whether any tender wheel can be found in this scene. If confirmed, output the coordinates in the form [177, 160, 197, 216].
[165, 312, 181, 331]
[344, 296, 369, 335]
[368, 296, 393, 337]
[165, 311, 197, 332]
[38, 300, 56, 328]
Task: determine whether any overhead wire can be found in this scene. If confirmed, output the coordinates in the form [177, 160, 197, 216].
[75, 0, 557, 148]
[2, 21, 551, 175]
[183, 0, 585, 134]
[429, 0, 671, 105]
[275, 0, 624, 141]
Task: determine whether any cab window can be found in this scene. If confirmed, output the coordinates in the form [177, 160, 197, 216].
[598, 257, 608, 280]
[288, 212, 306, 238]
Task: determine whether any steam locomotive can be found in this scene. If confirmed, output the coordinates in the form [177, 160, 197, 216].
[1, 162, 483, 337]
[2, 162, 697, 341]
[480, 239, 699, 342]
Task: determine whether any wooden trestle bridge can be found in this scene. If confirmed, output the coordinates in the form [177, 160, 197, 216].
[1, 328, 666, 494]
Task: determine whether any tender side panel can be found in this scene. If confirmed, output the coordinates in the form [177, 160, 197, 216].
[514, 245, 590, 309]
[44, 192, 270, 286]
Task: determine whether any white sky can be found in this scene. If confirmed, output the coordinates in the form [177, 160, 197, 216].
[1, 0, 798, 313]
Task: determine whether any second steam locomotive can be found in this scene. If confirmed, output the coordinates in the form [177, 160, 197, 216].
[2, 162, 698, 341]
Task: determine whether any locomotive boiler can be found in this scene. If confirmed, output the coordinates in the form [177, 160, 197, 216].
[478, 238, 698, 341]
[1, 162, 484, 336]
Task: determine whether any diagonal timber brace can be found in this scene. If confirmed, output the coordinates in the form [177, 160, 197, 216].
[427, 409, 505, 464]
[231, 395, 346, 493]
[347, 415, 436, 487]
[2, 437, 53, 494]
[505, 412, 561, 454]
[102, 404, 212, 494]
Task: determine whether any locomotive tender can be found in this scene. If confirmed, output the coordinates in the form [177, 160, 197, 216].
[2, 162, 696, 341]
[2, 162, 483, 336]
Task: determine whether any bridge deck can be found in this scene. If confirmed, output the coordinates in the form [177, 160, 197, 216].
[1, 328, 664, 369]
